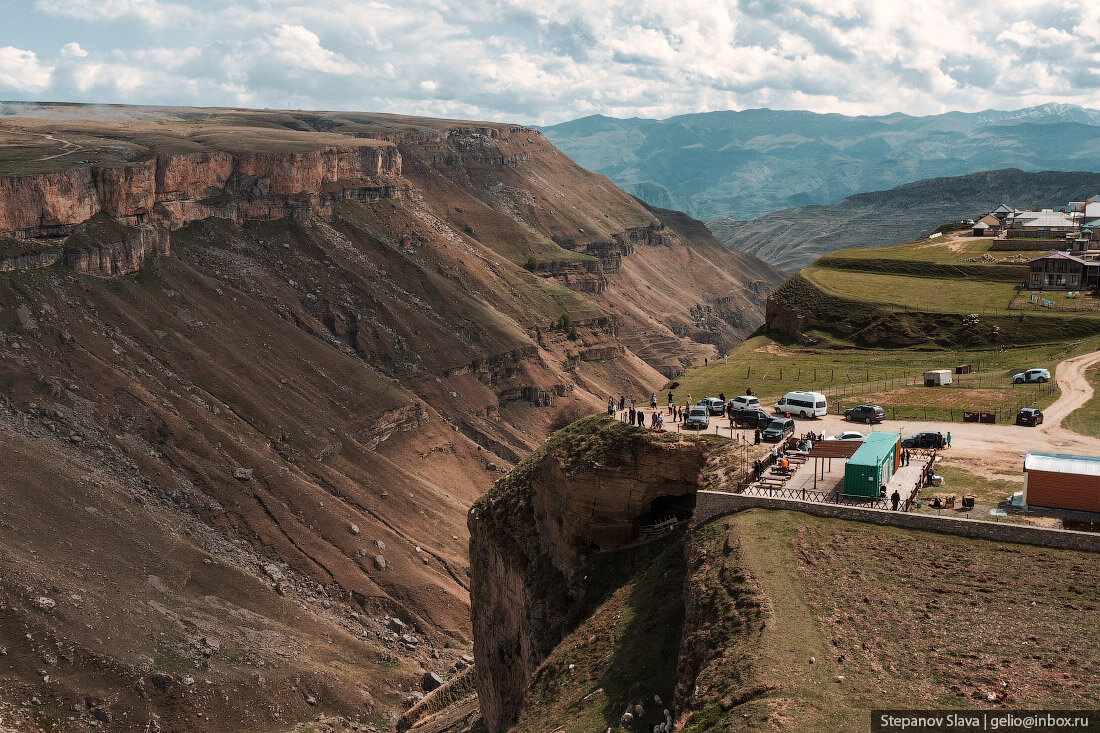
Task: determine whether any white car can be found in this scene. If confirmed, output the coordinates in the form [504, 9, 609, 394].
[1012, 368, 1049, 384]
[697, 397, 726, 415]
[825, 430, 866, 442]
[728, 395, 761, 411]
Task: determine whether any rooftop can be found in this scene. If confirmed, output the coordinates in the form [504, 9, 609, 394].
[1024, 451, 1100, 477]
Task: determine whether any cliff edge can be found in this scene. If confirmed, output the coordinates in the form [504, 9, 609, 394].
[467, 416, 709, 732]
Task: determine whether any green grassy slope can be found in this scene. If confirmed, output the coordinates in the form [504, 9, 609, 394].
[679, 510, 1100, 729]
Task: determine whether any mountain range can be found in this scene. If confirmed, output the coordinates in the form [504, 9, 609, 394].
[540, 104, 1100, 221]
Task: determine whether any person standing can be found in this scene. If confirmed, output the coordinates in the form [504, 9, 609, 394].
[607, 396, 614, 416]
[650, 393, 657, 409]
[619, 394, 625, 412]
[628, 405, 636, 425]
[754, 428, 761, 445]
[946, 431, 952, 448]
[891, 489, 901, 511]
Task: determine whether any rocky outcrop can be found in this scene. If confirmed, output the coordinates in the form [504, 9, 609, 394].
[0, 145, 402, 240]
[529, 258, 607, 294]
[0, 144, 403, 276]
[468, 417, 708, 732]
[359, 401, 430, 451]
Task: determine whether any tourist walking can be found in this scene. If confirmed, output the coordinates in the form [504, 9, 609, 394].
[607, 396, 615, 416]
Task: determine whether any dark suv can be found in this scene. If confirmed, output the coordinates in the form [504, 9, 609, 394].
[901, 431, 946, 449]
[761, 417, 795, 442]
[844, 404, 885, 424]
[731, 408, 773, 428]
[1016, 408, 1044, 426]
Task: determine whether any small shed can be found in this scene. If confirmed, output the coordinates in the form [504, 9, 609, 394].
[1023, 452, 1100, 512]
[843, 432, 901, 498]
[923, 369, 953, 386]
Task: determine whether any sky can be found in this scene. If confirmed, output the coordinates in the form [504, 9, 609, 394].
[3, 0, 1100, 125]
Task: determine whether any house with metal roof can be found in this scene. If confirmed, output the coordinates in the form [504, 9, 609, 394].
[1023, 452, 1100, 512]
[1028, 251, 1100, 290]
[1006, 209, 1078, 239]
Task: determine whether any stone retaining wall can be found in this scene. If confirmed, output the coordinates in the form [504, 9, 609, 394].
[695, 490, 1100, 553]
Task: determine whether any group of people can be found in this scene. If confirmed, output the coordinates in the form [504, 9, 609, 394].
[613, 394, 668, 431]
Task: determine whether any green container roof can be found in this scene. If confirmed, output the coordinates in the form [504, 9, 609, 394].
[848, 431, 900, 467]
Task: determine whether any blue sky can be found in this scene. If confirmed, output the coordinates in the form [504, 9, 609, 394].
[3, 0, 1100, 125]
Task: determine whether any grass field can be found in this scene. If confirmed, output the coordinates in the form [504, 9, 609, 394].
[1064, 360, 1100, 437]
[803, 267, 1022, 314]
[666, 335, 1097, 423]
[823, 236, 1047, 263]
[682, 510, 1100, 729]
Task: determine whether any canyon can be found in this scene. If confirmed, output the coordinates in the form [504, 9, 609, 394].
[0, 104, 781, 732]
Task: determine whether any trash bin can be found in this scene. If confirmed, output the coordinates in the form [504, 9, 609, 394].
[962, 495, 975, 509]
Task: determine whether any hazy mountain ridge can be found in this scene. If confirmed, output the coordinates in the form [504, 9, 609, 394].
[707, 168, 1100, 273]
[541, 105, 1100, 221]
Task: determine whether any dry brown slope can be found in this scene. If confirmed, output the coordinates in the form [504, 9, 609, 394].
[0, 105, 782, 730]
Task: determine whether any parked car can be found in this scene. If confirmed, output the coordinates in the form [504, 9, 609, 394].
[844, 404, 885, 424]
[901, 431, 946, 449]
[1016, 407, 1044, 426]
[825, 430, 866, 442]
[1012, 368, 1050, 384]
[774, 391, 828, 418]
[683, 406, 710, 430]
[730, 407, 773, 428]
[697, 397, 726, 415]
[728, 395, 761, 411]
[761, 417, 795, 442]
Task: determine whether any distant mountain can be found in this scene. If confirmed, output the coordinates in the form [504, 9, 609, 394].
[707, 169, 1100, 273]
[540, 106, 1100, 221]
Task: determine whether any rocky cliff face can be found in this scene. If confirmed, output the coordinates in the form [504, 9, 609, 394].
[467, 417, 708, 732]
[0, 144, 401, 276]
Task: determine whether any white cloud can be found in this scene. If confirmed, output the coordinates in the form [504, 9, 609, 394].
[267, 24, 359, 75]
[33, 0, 191, 26]
[3, 0, 1100, 123]
[60, 42, 89, 58]
[0, 47, 53, 92]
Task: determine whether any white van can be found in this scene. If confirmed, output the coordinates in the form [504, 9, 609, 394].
[774, 391, 828, 418]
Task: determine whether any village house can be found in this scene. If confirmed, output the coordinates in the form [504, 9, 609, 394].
[1005, 208, 1078, 240]
[1027, 251, 1100, 290]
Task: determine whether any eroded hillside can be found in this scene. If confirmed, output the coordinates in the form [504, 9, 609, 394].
[0, 105, 780, 731]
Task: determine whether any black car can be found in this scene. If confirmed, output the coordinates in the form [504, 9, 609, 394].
[844, 404, 886, 424]
[901, 431, 946, 449]
[761, 417, 795, 442]
[1016, 408, 1044, 426]
[731, 407, 773, 428]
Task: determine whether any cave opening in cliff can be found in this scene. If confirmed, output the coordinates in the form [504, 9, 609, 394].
[635, 493, 696, 538]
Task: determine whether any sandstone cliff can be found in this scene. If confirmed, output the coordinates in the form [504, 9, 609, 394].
[468, 416, 708, 732]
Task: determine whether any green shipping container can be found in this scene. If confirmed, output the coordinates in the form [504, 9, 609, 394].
[843, 432, 900, 498]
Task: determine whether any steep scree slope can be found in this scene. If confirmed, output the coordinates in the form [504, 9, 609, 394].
[0, 105, 779, 731]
